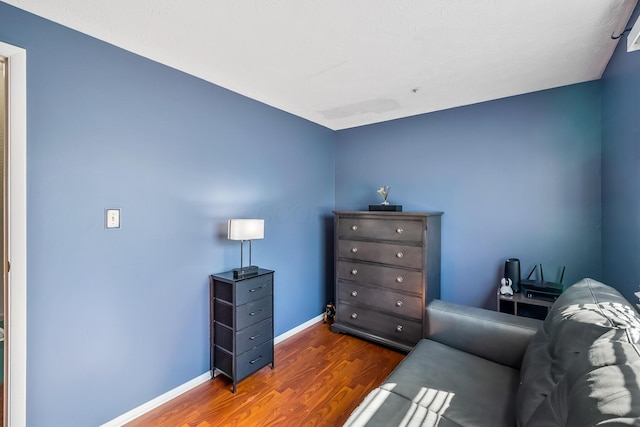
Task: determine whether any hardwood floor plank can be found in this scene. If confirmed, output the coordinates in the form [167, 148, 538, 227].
[125, 322, 405, 427]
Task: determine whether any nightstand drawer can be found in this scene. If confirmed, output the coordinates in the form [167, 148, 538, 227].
[214, 317, 273, 354]
[236, 296, 272, 330]
[236, 318, 273, 354]
[337, 304, 422, 345]
[235, 274, 273, 306]
[338, 218, 424, 242]
[338, 239, 423, 269]
[337, 260, 423, 294]
[236, 340, 274, 382]
[213, 273, 273, 306]
[338, 281, 422, 320]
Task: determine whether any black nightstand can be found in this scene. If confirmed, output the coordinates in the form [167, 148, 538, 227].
[210, 269, 274, 393]
[497, 291, 553, 320]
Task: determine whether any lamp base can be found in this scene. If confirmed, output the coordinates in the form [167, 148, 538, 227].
[232, 265, 259, 279]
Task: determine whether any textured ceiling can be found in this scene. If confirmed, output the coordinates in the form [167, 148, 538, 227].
[3, 0, 638, 130]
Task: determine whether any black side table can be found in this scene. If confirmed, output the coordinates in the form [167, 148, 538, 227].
[210, 269, 275, 393]
[497, 291, 553, 320]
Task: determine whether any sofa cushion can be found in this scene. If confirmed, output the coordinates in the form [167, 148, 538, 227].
[343, 386, 463, 427]
[516, 278, 640, 426]
[525, 340, 640, 427]
[378, 339, 521, 427]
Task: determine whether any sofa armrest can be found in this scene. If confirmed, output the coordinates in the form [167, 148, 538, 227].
[426, 299, 542, 369]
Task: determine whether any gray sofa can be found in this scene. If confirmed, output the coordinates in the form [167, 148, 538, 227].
[344, 278, 640, 426]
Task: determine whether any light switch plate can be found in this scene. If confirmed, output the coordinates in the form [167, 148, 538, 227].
[106, 209, 120, 229]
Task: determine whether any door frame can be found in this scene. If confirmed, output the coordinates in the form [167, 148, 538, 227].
[0, 40, 27, 427]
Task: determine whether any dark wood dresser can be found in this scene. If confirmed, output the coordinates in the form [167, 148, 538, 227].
[210, 269, 274, 393]
[331, 211, 442, 352]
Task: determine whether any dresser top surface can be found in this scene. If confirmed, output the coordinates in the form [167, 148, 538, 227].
[212, 268, 274, 282]
[333, 210, 443, 217]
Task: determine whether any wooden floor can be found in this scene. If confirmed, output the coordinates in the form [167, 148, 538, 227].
[126, 321, 405, 427]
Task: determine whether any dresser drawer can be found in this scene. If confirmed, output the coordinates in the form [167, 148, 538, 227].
[337, 260, 423, 294]
[213, 273, 273, 306]
[235, 274, 272, 306]
[337, 282, 422, 320]
[338, 217, 424, 242]
[236, 296, 272, 330]
[236, 339, 274, 382]
[214, 340, 273, 382]
[337, 304, 422, 345]
[236, 318, 272, 354]
[338, 239, 423, 269]
[215, 317, 273, 354]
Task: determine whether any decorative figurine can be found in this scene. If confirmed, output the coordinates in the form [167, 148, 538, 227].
[369, 186, 402, 211]
[323, 302, 336, 323]
[377, 186, 390, 205]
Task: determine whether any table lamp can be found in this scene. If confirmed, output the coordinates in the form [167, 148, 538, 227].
[227, 219, 264, 278]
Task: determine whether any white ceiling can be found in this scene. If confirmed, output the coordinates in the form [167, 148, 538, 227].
[4, 0, 638, 130]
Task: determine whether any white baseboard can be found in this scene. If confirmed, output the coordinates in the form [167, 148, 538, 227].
[102, 314, 324, 426]
[100, 372, 212, 427]
[275, 313, 324, 345]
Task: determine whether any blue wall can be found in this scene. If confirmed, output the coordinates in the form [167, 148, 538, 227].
[0, 3, 334, 426]
[602, 9, 640, 301]
[335, 83, 603, 307]
[2, 0, 637, 424]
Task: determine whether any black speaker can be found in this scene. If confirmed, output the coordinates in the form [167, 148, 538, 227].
[504, 258, 521, 293]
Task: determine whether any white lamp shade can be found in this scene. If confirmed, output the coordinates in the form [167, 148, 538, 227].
[227, 219, 264, 241]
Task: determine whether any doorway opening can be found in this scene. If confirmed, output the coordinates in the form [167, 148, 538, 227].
[0, 40, 27, 427]
[0, 54, 5, 427]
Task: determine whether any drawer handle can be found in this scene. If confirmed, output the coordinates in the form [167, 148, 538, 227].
[396, 325, 403, 332]
[351, 269, 358, 275]
[396, 228, 404, 234]
[249, 356, 263, 365]
[249, 332, 263, 341]
[396, 300, 403, 307]
[351, 290, 358, 297]
[351, 313, 358, 319]
[396, 276, 404, 283]
[249, 309, 263, 316]
[396, 251, 404, 259]
[249, 286, 263, 293]
[351, 225, 358, 231]
[351, 247, 358, 253]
